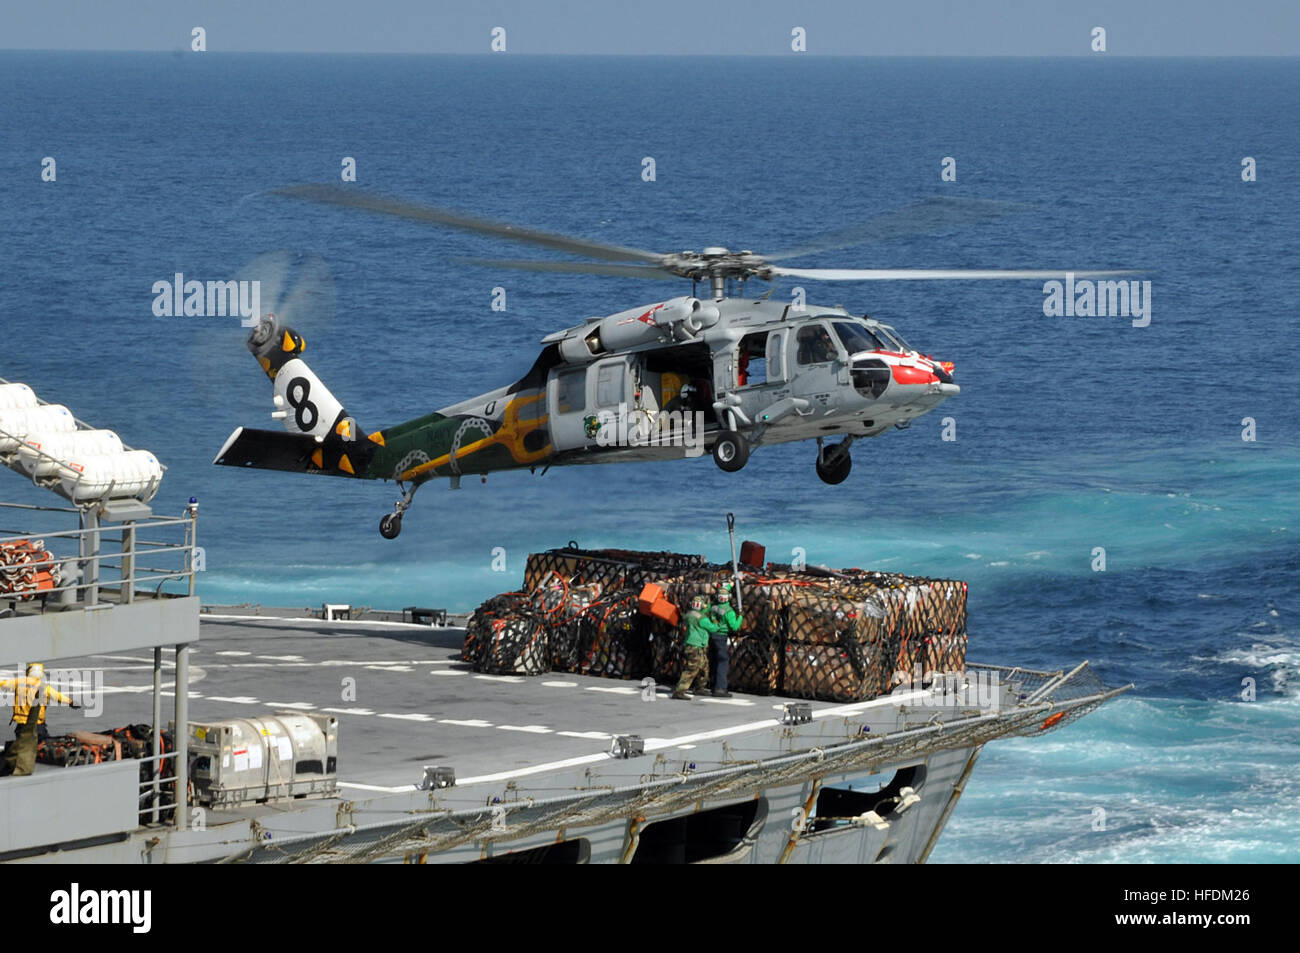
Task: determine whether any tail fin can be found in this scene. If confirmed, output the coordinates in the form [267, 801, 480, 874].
[214, 317, 373, 477]
[248, 317, 361, 443]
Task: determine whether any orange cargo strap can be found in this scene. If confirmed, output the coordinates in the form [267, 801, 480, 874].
[1038, 711, 1066, 731]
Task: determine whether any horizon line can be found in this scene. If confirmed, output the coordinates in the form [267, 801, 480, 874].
[2, 49, 1297, 58]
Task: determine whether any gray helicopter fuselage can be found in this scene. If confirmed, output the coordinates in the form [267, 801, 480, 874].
[434, 295, 959, 470]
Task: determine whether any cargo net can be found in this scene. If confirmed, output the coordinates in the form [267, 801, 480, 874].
[462, 578, 654, 679]
[0, 538, 61, 599]
[970, 662, 1117, 736]
[463, 548, 970, 707]
[523, 547, 707, 594]
[783, 578, 968, 702]
[29, 723, 177, 822]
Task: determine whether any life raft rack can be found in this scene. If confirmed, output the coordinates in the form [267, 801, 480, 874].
[0, 378, 164, 507]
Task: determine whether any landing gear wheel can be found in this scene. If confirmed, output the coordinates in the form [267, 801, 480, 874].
[816, 449, 852, 485]
[379, 513, 403, 539]
[712, 431, 750, 472]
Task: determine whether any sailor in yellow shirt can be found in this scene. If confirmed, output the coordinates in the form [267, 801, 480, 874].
[1, 663, 77, 777]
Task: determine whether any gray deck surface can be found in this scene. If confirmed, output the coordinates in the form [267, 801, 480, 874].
[41, 616, 811, 790]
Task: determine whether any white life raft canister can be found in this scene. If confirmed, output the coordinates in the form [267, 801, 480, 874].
[18, 429, 125, 477]
[0, 405, 77, 451]
[58, 449, 163, 502]
[0, 383, 38, 410]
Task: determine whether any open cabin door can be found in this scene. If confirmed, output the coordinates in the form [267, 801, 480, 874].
[734, 327, 795, 423]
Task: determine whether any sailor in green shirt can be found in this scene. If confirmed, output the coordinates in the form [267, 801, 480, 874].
[673, 597, 720, 700]
[709, 580, 743, 698]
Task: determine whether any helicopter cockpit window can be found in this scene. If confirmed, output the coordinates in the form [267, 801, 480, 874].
[555, 368, 586, 414]
[834, 322, 889, 356]
[796, 324, 837, 366]
[595, 364, 624, 407]
[877, 326, 912, 352]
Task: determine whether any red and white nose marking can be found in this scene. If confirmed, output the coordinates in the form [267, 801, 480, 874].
[881, 354, 959, 403]
[890, 362, 939, 385]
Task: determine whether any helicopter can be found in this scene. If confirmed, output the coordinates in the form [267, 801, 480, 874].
[214, 187, 1131, 538]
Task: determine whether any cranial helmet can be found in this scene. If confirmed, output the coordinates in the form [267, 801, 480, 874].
[690, 596, 708, 612]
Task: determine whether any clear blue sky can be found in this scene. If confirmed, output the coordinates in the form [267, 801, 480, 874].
[1, 0, 1297, 55]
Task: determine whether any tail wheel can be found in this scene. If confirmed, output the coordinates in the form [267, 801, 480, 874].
[380, 513, 403, 539]
[712, 431, 750, 472]
[816, 448, 852, 485]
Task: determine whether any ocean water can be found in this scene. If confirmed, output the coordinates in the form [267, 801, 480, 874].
[1, 53, 1296, 862]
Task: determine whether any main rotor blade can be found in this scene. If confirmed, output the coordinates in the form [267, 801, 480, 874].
[770, 267, 1140, 281]
[460, 258, 681, 280]
[766, 197, 1034, 263]
[274, 185, 666, 265]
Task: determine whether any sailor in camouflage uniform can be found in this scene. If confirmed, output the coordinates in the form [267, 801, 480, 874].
[673, 596, 718, 700]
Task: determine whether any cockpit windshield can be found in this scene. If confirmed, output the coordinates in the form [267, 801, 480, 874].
[876, 325, 912, 352]
[833, 321, 890, 355]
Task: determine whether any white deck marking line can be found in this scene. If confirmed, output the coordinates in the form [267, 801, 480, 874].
[215, 651, 252, 657]
[288, 659, 454, 666]
[339, 781, 413, 793]
[496, 725, 552, 734]
[202, 614, 455, 630]
[695, 697, 756, 706]
[556, 731, 612, 740]
[257, 654, 305, 661]
[438, 718, 493, 728]
[321, 707, 376, 716]
[542, 681, 579, 687]
[811, 690, 930, 718]
[267, 702, 316, 710]
[432, 670, 467, 676]
[455, 688, 936, 786]
[473, 674, 525, 683]
[640, 719, 783, 749]
[378, 713, 436, 722]
[585, 685, 638, 695]
[458, 751, 615, 785]
[202, 695, 261, 704]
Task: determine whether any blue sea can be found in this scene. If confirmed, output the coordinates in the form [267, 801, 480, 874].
[1, 53, 1296, 862]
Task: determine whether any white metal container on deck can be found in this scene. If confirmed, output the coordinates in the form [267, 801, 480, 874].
[188, 712, 339, 809]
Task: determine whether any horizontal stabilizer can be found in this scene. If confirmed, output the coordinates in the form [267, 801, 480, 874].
[213, 427, 324, 474]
